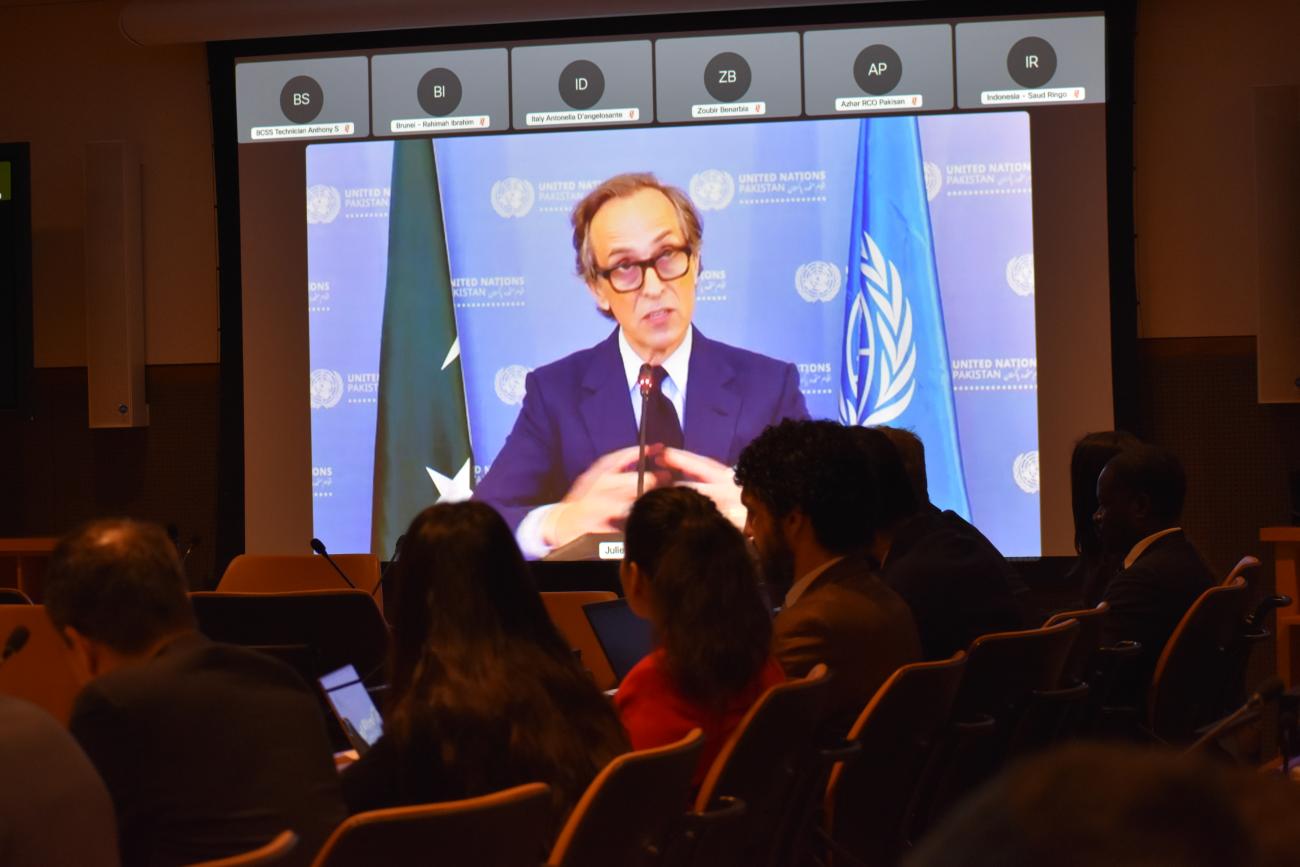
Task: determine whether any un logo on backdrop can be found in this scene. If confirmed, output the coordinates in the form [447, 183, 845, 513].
[1005, 253, 1035, 297]
[689, 169, 735, 211]
[923, 162, 943, 202]
[306, 184, 342, 224]
[309, 369, 344, 410]
[490, 178, 535, 218]
[794, 261, 843, 303]
[493, 365, 531, 406]
[1013, 450, 1040, 494]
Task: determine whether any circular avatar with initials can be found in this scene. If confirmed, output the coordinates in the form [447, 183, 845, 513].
[704, 52, 752, 103]
[559, 60, 605, 110]
[417, 68, 463, 117]
[280, 75, 323, 124]
[1007, 36, 1057, 89]
[853, 44, 903, 96]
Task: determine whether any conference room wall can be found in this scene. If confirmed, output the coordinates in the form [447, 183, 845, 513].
[1, 0, 1298, 592]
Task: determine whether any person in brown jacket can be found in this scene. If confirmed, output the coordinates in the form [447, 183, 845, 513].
[734, 419, 921, 729]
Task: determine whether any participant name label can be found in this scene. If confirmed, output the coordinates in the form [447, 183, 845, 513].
[525, 107, 639, 127]
[691, 101, 766, 119]
[598, 541, 625, 560]
[250, 122, 355, 140]
[835, 94, 923, 113]
[391, 115, 491, 133]
[980, 87, 1085, 106]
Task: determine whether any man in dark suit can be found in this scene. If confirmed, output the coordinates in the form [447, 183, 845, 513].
[43, 519, 345, 867]
[735, 420, 920, 727]
[473, 173, 808, 557]
[859, 426, 1025, 660]
[1094, 445, 1216, 705]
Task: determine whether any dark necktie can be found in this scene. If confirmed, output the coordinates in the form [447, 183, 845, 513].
[644, 366, 684, 450]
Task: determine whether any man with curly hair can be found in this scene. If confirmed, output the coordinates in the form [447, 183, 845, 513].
[735, 419, 920, 726]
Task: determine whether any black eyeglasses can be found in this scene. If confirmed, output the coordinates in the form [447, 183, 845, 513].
[595, 246, 692, 292]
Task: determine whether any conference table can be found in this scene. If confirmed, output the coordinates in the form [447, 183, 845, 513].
[0, 537, 57, 602]
[1261, 527, 1300, 688]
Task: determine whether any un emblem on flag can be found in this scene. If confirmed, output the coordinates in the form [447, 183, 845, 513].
[306, 184, 342, 224]
[490, 177, 535, 218]
[689, 169, 735, 211]
[1013, 450, 1040, 494]
[923, 162, 943, 202]
[1005, 253, 1035, 297]
[493, 365, 530, 406]
[794, 261, 842, 303]
[309, 369, 344, 410]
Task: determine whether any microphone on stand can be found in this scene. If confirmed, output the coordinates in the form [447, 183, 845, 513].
[310, 538, 358, 590]
[373, 534, 405, 599]
[1185, 676, 1285, 755]
[636, 363, 655, 497]
[1, 625, 30, 668]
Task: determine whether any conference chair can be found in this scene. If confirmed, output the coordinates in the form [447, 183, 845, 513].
[910, 620, 1079, 836]
[311, 783, 553, 867]
[1222, 555, 1261, 588]
[820, 654, 967, 867]
[184, 831, 298, 867]
[219, 554, 384, 611]
[1147, 576, 1250, 744]
[189, 589, 389, 685]
[0, 587, 31, 604]
[0, 604, 82, 724]
[1039, 602, 1136, 739]
[541, 591, 618, 690]
[548, 729, 704, 867]
[679, 664, 831, 867]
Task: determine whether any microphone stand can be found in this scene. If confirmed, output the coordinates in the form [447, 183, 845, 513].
[310, 538, 358, 590]
[636, 363, 654, 497]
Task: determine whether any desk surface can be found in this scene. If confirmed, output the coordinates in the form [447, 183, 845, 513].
[1261, 527, 1300, 543]
[0, 538, 57, 554]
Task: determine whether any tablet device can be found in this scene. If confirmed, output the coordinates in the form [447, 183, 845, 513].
[582, 598, 654, 684]
[319, 664, 384, 755]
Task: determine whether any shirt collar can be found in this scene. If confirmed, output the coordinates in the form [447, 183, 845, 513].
[784, 555, 846, 609]
[1123, 527, 1181, 570]
[618, 326, 693, 395]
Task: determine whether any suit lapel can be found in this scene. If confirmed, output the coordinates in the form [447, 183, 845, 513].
[580, 329, 638, 457]
[683, 329, 741, 459]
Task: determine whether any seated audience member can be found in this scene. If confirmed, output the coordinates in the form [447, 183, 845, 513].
[734, 419, 920, 727]
[616, 487, 785, 786]
[1095, 445, 1216, 705]
[342, 501, 628, 818]
[1066, 430, 1142, 605]
[904, 742, 1300, 867]
[42, 519, 345, 867]
[0, 695, 119, 867]
[862, 426, 1024, 660]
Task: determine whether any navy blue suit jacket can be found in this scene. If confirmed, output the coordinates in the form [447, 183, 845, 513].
[474, 327, 809, 530]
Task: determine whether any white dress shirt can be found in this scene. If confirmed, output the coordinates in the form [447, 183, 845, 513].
[1122, 527, 1182, 570]
[515, 328, 695, 558]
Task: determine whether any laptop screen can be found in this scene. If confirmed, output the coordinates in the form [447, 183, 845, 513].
[318, 664, 384, 751]
[582, 599, 655, 684]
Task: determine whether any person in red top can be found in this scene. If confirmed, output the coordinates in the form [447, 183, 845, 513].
[616, 487, 785, 787]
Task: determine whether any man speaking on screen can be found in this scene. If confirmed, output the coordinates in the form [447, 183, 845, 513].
[474, 173, 808, 557]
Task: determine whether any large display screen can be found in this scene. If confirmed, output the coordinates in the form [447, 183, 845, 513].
[220, 7, 1124, 560]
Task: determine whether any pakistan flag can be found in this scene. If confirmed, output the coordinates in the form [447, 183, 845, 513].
[371, 139, 474, 557]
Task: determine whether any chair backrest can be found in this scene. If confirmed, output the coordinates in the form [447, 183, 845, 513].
[0, 605, 82, 724]
[184, 831, 298, 867]
[312, 783, 553, 867]
[1043, 602, 1110, 686]
[1223, 555, 1261, 588]
[541, 591, 618, 690]
[1148, 576, 1249, 743]
[189, 590, 389, 685]
[691, 665, 830, 867]
[954, 619, 1079, 729]
[219, 555, 383, 605]
[824, 653, 966, 867]
[550, 729, 703, 867]
[0, 587, 33, 604]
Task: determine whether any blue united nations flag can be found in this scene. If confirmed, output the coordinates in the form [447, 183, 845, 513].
[839, 116, 970, 519]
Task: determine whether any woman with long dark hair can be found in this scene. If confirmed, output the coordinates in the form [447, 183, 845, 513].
[1067, 430, 1142, 605]
[341, 502, 628, 817]
[616, 487, 783, 786]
